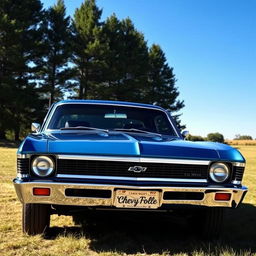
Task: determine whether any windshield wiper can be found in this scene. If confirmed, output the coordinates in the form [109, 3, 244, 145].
[113, 128, 162, 137]
[60, 126, 109, 133]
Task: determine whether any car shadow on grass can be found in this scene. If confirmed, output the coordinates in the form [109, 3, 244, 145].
[45, 203, 256, 255]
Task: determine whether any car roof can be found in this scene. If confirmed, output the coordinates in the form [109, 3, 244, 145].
[56, 100, 166, 111]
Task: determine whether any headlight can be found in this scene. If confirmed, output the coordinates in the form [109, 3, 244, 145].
[209, 162, 230, 183]
[32, 156, 55, 177]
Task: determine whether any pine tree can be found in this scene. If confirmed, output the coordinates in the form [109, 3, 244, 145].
[0, 0, 45, 140]
[97, 15, 148, 102]
[0, 0, 185, 138]
[147, 44, 184, 128]
[72, 0, 106, 99]
[38, 0, 72, 105]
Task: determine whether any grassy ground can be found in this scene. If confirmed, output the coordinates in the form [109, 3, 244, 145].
[0, 145, 255, 256]
[226, 140, 256, 146]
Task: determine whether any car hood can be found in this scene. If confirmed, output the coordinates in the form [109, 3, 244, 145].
[19, 131, 245, 162]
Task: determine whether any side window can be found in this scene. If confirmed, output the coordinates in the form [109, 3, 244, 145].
[154, 115, 172, 134]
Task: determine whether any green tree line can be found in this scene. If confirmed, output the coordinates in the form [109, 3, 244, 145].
[234, 134, 253, 140]
[187, 133, 225, 143]
[187, 133, 256, 142]
[0, 0, 184, 140]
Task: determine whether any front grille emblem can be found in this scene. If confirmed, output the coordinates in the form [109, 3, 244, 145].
[128, 166, 147, 173]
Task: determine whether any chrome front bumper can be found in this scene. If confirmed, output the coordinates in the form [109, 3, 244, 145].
[13, 179, 247, 208]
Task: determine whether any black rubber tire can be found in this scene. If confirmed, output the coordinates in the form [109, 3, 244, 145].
[22, 204, 50, 235]
[200, 207, 224, 240]
[189, 207, 224, 240]
[72, 214, 84, 225]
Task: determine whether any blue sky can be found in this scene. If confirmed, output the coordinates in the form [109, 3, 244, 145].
[43, 0, 256, 139]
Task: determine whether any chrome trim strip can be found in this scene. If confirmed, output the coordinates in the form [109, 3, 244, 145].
[17, 174, 29, 179]
[232, 180, 242, 185]
[56, 174, 208, 183]
[140, 158, 209, 165]
[58, 155, 140, 162]
[233, 162, 246, 167]
[57, 154, 210, 165]
[17, 154, 30, 159]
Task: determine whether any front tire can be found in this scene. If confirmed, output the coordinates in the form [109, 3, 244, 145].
[190, 207, 224, 239]
[22, 204, 50, 235]
[72, 214, 84, 225]
[200, 207, 224, 239]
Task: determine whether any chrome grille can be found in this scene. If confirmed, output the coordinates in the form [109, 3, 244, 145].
[57, 159, 209, 179]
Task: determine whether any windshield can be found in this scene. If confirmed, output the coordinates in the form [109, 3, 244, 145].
[46, 104, 178, 136]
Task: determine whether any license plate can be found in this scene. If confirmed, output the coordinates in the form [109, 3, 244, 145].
[114, 190, 160, 209]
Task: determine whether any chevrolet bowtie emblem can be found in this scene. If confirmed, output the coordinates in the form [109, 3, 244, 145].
[128, 166, 147, 173]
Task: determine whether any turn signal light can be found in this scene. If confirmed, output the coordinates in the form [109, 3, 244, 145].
[215, 193, 231, 201]
[33, 188, 50, 196]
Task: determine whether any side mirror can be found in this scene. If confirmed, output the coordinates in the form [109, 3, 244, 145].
[181, 130, 189, 139]
[31, 123, 41, 133]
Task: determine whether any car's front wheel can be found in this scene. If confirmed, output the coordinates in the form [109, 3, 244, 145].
[72, 214, 85, 225]
[201, 207, 224, 239]
[190, 207, 224, 239]
[22, 204, 50, 235]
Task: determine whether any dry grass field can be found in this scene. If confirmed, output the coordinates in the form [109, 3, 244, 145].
[0, 144, 255, 256]
[226, 140, 256, 146]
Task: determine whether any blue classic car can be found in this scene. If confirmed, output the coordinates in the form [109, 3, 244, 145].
[13, 100, 247, 237]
